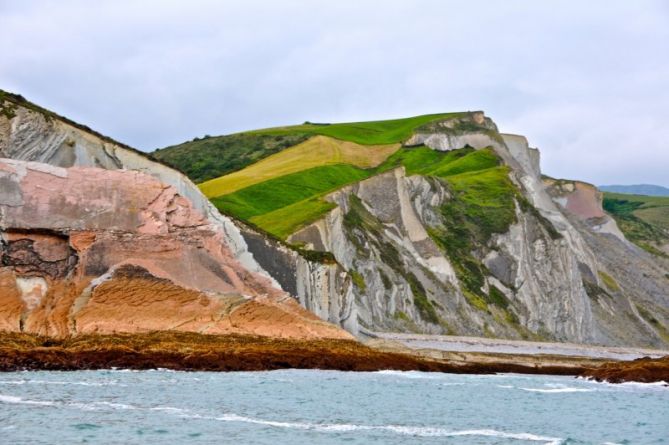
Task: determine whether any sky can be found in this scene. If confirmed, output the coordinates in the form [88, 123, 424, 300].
[1, 0, 668, 186]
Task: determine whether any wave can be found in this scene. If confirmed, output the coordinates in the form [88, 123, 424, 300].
[577, 376, 669, 388]
[374, 370, 443, 379]
[0, 379, 120, 387]
[0, 394, 57, 406]
[496, 383, 594, 393]
[520, 387, 593, 393]
[608, 380, 668, 388]
[205, 413, 563, 444]
[0, 393, 563, 444]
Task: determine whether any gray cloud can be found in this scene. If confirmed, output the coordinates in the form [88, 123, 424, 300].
[1, 0, 667, 186]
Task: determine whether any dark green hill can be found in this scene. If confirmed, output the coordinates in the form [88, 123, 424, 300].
[600, 184, 669, 197]
[603, 192, 669, 256]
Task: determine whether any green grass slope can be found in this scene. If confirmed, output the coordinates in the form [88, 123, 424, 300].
[603, 192, 669, 256]
[211, 145, 515, 241]
[153, 112, 473, 183]
[212, 164, 369, 221]
[247, 113, 468, 145]
[199, 136, 399, 198]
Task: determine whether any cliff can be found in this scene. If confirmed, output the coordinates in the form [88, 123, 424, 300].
[0, 157, 349, 339]
[3, 91, 668, 349]
[0, 91, 347, 330]
[180, 112, 669, 347]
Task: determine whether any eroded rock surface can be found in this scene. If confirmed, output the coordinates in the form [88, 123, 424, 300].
[0, 159, 350, 340]
[287, 122, 669, 347]
[0, 95, 348, 328]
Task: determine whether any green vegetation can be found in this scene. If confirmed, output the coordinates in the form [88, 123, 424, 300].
[246, 112, 469, 145]
[159, 109, 552, 324]
[349, 270, 367, 293]
[463, 290, 489, 312]
[597, 270, 621, 293]
[635, 304, 669, 342]
[393, 311, 410, 322]
[0, 91, 18, 119]
[405, 272, 439, 324]
[426, 162, 518, 308]
[153, 112, 475, 183]
[382, 147, 525, 314]
[154, 133, 311, 183]
[213, 148, 501, 239]
[487, 285, 510, 309]
[377, 145, 479, 175]
[199, 136, 398, 197]
[248, 198, 337, 240]
[603, 192, 669, 257]
[209, 141, 530, 322]
[211, 164, 369, 220]
[583, 279, 610, 302]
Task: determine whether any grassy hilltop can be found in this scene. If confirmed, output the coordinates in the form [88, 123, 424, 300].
[153, 113, 467, 183]
[603, 192, 669, 256]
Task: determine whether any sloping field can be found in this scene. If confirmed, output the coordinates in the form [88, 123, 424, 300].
[603, 192, 669, 255]
[246, 112, 467, 145]
[199, 135, 400, 197]
[153, 113, 471, 183]
[211, 164, 369, 220]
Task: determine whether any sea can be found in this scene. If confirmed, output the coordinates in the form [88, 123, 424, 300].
[0, 369, 667, 444]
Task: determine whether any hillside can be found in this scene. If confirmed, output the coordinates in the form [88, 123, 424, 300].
[153, 111, 669, 347]
[600, 184, 669, 197]
[3, 91, 668, 348]
[152, 112, 472, 183]
[603, 192, 669, 256]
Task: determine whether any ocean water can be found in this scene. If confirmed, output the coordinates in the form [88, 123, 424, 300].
[0, 370, 667, 444]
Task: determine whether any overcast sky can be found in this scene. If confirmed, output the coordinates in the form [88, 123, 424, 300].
[1, 1, 668, 186]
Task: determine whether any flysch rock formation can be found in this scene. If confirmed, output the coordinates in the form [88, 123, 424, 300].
[289, 118, 669, 347]
[0, 93, 348, 327]
[2, 94, 667, 349]
[0, 97, 268, 281]
[0, 158, 350, 340]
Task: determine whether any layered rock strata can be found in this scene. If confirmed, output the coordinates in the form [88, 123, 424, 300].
[0, 159, 349, 339]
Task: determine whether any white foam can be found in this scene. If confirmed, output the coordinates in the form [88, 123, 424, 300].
[577, 376, 669, 389]
[0, 379, 118, 387]
[0, 394, 57, 406]
[615, 380, 668, 388]
[208, 412, 563, 444]
[520, 387, 593, 393]
[374, 370, 441, 379]
[93, 401, 136, 410]
[150, 406, 189, 415]
[0, 391, 566, 444]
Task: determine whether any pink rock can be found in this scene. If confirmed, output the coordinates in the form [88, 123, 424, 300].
[0, 159, 351, 340]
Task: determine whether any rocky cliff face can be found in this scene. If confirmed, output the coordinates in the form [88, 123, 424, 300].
[2, 93, 666, 348]
[0, 93, 348, 327]
[0, 158, 349, 339]
[289, 122, 669, 347]
[0, 95, 268, 281]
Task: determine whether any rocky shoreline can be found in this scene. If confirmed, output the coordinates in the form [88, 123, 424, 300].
[0, 332, 667, 384]
[0, 331, 577, 374]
